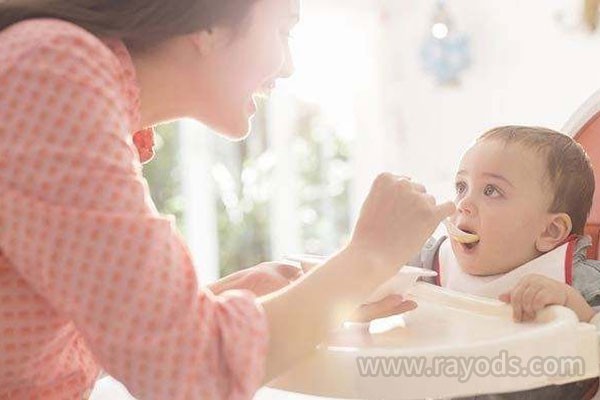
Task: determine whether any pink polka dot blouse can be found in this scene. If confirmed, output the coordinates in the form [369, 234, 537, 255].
[0, 19, 268, 400]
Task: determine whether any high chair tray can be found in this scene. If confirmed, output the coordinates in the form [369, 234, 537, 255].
[268, 282, 599, 399]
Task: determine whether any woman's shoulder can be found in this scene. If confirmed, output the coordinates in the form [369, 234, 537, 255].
[0, 18, 118, 76]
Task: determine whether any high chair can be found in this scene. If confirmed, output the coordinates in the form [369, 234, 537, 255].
[563, 90, 600, 400]
[264, 97, 600, 400]
[564, 89, 600, 261]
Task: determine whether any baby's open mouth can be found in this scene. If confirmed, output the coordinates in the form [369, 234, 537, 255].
[457, 227, 480, 249]
[463, 241, 478, 250]
[445, 220, 479, 248]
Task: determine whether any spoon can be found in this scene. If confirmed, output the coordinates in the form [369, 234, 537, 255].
[443, 219, 480, 244]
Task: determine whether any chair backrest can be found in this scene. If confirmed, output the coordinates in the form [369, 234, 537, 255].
[563, 90, 600, 260]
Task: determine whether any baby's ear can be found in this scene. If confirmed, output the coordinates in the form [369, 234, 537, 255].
[536, 213, 572, 252]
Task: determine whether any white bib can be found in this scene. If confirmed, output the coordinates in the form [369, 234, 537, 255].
[436, 238, 575, 299]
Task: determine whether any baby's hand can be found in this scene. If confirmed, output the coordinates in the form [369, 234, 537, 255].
[499, 274, 595, 323]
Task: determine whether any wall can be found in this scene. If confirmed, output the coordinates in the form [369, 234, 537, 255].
[360, 0, 600, 204]
[285, 0, 600, 211]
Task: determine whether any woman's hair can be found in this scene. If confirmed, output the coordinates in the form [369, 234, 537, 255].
[0, 0, 258, 49]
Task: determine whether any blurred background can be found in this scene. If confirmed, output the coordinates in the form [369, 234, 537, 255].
[93, 0, 600, 397]
[145, 0, 600, 285]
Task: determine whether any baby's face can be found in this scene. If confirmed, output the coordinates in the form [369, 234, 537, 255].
[450, 140, 554, 276]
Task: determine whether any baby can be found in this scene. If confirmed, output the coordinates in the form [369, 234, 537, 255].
[413, 126, 600, 399]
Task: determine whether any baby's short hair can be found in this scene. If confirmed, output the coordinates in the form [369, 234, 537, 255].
[477, 126, 595, 235]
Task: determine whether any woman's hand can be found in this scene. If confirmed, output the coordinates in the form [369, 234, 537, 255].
[211, 261, 417, 321]
[348, 173, 455, 272]
[350, 295, 417, 322]
[499, 274, 595, 322]
[298, 258, 418, 322]
[208, 262, 302, 297]
[261, 173, 454, 382]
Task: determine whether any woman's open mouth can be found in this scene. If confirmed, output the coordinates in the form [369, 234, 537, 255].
[248, 91, 272, 115]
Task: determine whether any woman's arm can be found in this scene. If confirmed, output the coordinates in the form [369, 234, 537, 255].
[261, 174, 455, 381]
[207, 262, 302, 296]
[261, 246, 391, 381]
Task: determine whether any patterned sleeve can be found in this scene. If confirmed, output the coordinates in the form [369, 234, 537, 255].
[0, 21, 268, 399]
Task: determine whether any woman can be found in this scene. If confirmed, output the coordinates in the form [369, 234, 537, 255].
[0, 0, 454, 399]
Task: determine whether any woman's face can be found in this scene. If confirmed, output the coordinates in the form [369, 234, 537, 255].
[192, 0, 299, 138]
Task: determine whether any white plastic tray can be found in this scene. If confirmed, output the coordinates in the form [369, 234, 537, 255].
[269, 282, 599, 399]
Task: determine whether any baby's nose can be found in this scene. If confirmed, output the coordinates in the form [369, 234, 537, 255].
[457, 196, 475, 215]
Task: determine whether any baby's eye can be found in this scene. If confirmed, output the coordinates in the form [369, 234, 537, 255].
[455, 181, 467, 195]
[483, 184, 501, 197]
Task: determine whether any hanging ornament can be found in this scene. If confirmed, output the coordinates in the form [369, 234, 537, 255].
[584, 0, 600, 31]
[555, 0, 600, 33]
[420, 0, 471, 86]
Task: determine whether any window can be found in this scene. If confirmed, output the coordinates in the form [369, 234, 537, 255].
[144, 95, 352, 281]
